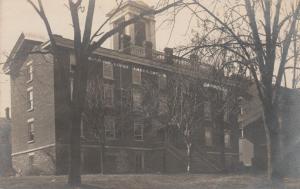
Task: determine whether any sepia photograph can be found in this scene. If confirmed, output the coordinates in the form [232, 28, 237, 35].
[0, 0, 299, 188]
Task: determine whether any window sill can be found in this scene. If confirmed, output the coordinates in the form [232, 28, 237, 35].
[26, 79, 33, 84]
[27, 108, 34, 112]
[103, 77, 114, 80]
[27, 140, 35, 144]
[106, 137, 117, 141]
[134, 139, 144, 142]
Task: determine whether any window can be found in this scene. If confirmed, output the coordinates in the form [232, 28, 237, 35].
[134, 21, 146, 46]
[27, 87, 33, 111]
[103, 61, 114, 80]
[28, 118, 35, 142]
[158, 74, 167, 90]
[70, 53, 76, 73]
[132, 88, 142, 109]
[70, 78, 74, 101]
[135, 152, 144, 172]
[104, 84, 114, 107]
[28, 153, 34, 168]
[224, 104, 229, 122]
[104, 116, 115, 139]
[134, 120, 144, 141]
[80, 115, 84, 138]
[26, 61, 33, 82]
[204, 127, 213, 146]
[132, 68, 141, 85]
[224, 131, 231, 148]
[114, 17, 125, 50]
[204, 101, 211, 120]
[159, 95, 167, 114]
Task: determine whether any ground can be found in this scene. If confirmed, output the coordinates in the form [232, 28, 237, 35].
[0, 174, 299, 189]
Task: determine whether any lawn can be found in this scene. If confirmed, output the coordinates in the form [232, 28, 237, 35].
[0, 174, 299, 189]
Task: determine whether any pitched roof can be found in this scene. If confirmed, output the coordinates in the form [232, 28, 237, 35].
[2, 33, 43, 74]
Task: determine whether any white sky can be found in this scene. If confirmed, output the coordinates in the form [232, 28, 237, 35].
[0, 0, 298, 116]
[0, 0, 196, 116]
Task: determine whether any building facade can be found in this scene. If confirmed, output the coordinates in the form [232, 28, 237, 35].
[4, 1, 241, 175]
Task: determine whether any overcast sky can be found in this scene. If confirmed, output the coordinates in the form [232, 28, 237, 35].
[0, 0, 196, 116]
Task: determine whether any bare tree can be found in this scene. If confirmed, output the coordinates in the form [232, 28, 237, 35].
[27, 0, 183, 186]
[181, 0, 300, 184]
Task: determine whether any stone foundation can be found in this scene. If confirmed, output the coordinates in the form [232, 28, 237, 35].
[12, 146, 55, 175]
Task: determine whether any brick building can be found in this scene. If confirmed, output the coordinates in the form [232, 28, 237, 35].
[0, 108, 13, 176]
[3, 1, 241, 175]
[238, 84, 300, 175]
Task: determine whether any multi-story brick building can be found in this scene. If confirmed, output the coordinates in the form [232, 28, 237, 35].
[3, 1, 241, 175]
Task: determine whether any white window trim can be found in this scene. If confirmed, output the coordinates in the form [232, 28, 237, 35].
[27, 118, 35, 143]
[27, 87, 34, 111]
[133, 88, 142, 108]
[26, 63, 33, 83]
[134, 120, 144, 141]
[132, 68, 142, 85]
[104, 116, 116, 139]
[204, 127, 213, 146]
[103, 84, 114, 107]
[224, 130, 231, 148]
[26, 60, 33, 66]
[70, 53, 76, 73]
[70, 78, 74, 101]
[204, 101, 211, 120]
[103, 61, 114, 80]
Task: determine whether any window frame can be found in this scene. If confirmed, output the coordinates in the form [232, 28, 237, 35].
[224, 130, 231, 148]
[26, 60, 33, 83]
[132, 68, 142, 85]
[27, 118, 35, 143]
[27, 87, 34, 111]
[134, 120, 144, 141]
[103, 83, 114, 107]
[203, 101, 211, 120]
[158, 74, 167, 90]
[103, 61, 114, 80]
[204, 127, 213, 146]
[132, 88, 142, 109]
[104, 116, 116, 139]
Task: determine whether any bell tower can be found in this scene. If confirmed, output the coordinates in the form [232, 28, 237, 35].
[107, 1, 156, 50]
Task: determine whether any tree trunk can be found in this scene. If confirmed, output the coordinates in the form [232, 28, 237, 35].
[68, 55, 89, 187]
[263, 105, 284, 188]
[262, 112, 272, 178]
[68, 107, 82, 186]
[186, 142, 192, 173]
[218, 116, 226, 172]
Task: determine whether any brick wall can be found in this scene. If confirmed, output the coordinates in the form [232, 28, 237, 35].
[11, 47, 55, 155]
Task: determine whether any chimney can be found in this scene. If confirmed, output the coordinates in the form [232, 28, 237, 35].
[5, 107, 10, 120]
[164, 48, 173, 64]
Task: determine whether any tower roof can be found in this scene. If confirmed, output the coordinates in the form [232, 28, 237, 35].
[106, 0, 154, 17]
